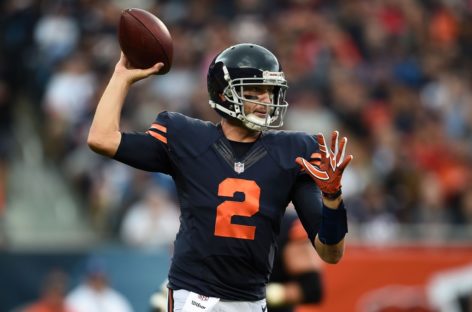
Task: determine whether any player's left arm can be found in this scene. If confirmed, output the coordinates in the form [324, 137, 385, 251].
[296, 131, 353, 264]
[313, 196, 346, 264]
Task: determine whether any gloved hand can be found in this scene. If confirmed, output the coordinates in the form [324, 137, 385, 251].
[149, 279, 169, 312]
[266, 283, 285, 307]
[296, 131, 353, 199]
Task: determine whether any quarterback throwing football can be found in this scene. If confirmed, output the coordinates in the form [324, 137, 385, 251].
[88, 43, 353, 311]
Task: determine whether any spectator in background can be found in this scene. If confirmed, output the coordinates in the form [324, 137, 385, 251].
[41, 52, 97, 162]
[120, 184, 179, 250]
[66, 257, 133, 312]
[457, 188, 472, 226]
[14, 269, 74, 312]
[0, 78, 11, 247]
[284, 89, 340, 136]
[1, 0, 472, 252]
[267, 207, 324, 312]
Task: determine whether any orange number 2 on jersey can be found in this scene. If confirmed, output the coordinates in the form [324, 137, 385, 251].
[214, 178, 261, 240]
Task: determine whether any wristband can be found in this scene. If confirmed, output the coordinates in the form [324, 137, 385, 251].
[318, 201, 348, 245]
[322, 188, 342, 200]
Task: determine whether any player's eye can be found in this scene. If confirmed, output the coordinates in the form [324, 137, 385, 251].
[244, 94, 259, 100]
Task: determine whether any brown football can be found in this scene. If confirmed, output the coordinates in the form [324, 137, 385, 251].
[118, 8, 173, 74]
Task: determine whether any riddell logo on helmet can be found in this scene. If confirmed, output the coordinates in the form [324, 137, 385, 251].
[262, 71, 285, 81]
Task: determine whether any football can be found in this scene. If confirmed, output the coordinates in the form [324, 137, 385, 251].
[118, 8, 173, 74]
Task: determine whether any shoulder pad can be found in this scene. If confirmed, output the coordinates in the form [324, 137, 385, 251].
[261, 130, 318, 170]
[149, 111, 221, 158]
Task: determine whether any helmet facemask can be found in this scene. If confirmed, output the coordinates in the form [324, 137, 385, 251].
[215, 65, 288, 131]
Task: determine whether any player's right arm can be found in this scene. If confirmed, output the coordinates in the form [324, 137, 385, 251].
[87, 52, 163, 157]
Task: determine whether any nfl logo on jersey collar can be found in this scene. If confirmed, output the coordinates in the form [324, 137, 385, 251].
[234, 162, 245, 174]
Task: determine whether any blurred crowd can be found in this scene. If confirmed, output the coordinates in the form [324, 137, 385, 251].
[1, 0, 472, 245]
[11, 257, 135, 312]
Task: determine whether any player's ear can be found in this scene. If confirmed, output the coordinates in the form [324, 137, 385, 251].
[219, 93, 225, 101]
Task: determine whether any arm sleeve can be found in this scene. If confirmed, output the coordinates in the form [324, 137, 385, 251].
[291, 174, 322, 243]
[113, 131, 172, 173]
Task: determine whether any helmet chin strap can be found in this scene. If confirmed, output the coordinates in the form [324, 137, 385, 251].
[243, 113, 270, 131]
[211, 97, 274, 131]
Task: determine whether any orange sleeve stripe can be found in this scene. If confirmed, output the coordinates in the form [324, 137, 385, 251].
[146, 130, 167, 144]
[150, 123, 167, 133]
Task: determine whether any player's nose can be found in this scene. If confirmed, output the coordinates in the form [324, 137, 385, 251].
[257, 91, 271, 103]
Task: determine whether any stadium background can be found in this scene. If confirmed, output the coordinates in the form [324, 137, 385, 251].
[0, 0, 471, 311]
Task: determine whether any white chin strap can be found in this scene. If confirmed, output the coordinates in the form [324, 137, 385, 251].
[209, 100, 270, 131]
[244, 113, 271, 131]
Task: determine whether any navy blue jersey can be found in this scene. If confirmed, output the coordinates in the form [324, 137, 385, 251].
[114, 111, 322, 300]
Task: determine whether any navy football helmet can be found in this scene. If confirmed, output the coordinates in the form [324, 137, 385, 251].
[207, 43, 288, 131]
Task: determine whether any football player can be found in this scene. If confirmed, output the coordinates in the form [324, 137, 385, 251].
[88, 43, 352, 311]
[267, 208, 324, 312]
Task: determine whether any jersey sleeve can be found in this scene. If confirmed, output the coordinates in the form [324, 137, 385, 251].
[291, 174, 322, 243]
[291, 134, 323, 243]
[113, 112, 173, 173]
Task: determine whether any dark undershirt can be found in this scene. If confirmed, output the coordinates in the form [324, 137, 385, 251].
[228, 140, 255, 159]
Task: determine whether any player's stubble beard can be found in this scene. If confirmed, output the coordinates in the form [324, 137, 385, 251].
[221, 117, 262, 141]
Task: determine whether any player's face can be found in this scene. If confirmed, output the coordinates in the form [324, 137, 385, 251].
[242, 85, 274, 117]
